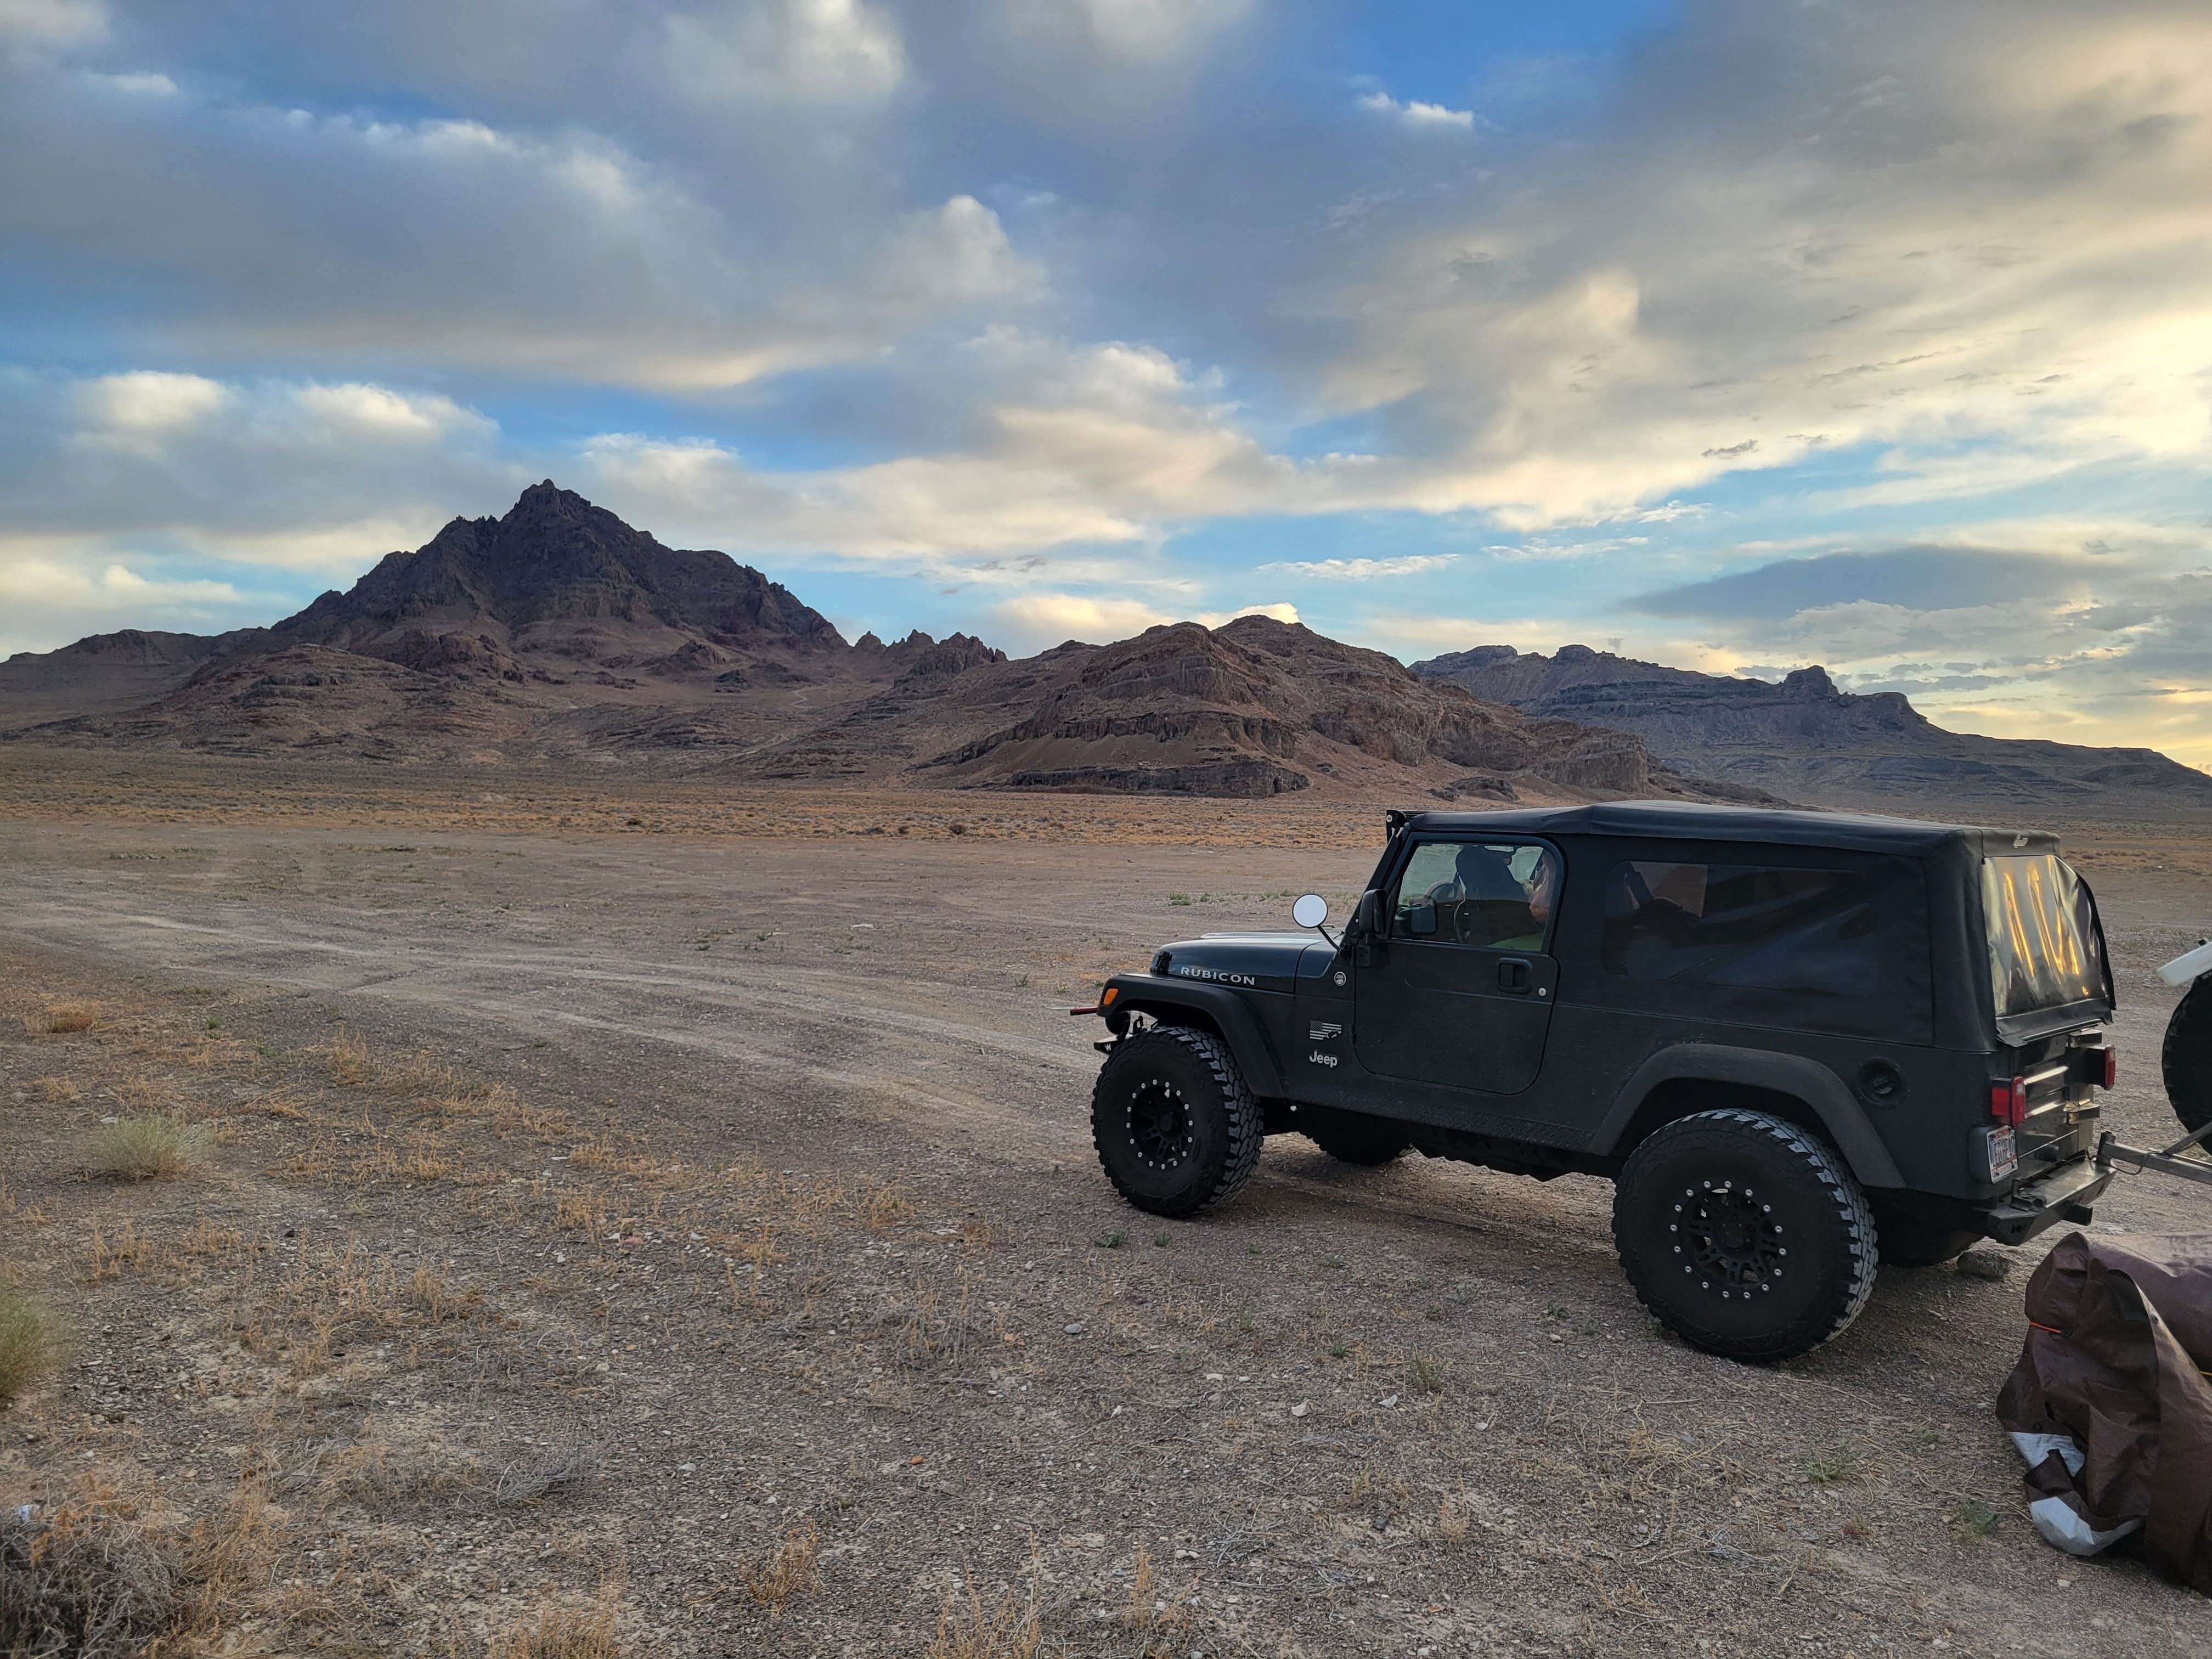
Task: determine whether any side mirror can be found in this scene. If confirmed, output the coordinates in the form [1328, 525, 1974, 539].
[1292, 893, 1328, 929]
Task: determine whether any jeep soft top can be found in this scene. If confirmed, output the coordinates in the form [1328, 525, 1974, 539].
[1079, 802, 2121, 1361]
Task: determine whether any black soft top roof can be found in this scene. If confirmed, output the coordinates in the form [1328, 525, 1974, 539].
[1397, 800, 2059, 860]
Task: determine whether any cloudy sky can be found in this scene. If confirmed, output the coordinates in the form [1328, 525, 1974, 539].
[4, 0, 2211, 766]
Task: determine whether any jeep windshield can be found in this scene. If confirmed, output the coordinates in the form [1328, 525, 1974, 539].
[1982, 854, 2107, 1026]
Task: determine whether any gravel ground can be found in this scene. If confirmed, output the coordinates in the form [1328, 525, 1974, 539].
[1, 764, 2208, 1657]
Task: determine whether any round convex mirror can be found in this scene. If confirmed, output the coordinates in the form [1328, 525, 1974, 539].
[1292, 893, 1328, 929]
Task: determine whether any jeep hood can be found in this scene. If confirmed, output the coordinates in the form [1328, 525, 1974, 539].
[1152, 932, 1331, 995]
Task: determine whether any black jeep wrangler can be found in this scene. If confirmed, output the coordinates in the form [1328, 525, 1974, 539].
[1081, 803, 2119, 1361]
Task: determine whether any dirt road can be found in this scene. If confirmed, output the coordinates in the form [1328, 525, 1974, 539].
[4, 797, 2210, 1657]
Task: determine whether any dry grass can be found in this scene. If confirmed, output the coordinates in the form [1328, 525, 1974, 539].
[313, 1435, 484, 1513]
[496, 1442, 601, 1507]
[22, 1000, 100, 1036]
[27, 1075, 83, 1102]
[324, 1028, 373, 1086]
[740, 1521, 820, 1614]
[488, 1584, 622, 1659]
[862, 1181, 916, 1228]
[0, 1277, 64, 1404]
[87, 1113, 203, 1181]
[927, 1571, 1043, 1659]
[0, 1477, 273, 1657]
[86, 1220, 160, 1283]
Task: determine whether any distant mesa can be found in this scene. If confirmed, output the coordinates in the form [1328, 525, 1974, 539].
[2, 486, 2203, 816]
[1413, 642, 2212, 820]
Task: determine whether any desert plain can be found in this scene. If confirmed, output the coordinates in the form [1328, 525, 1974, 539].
[3, 749, 2210, 1658]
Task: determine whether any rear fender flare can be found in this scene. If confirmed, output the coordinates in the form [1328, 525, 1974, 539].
[1592, 1043, 1906, 1190]
[1105, 977, 1286, 1098]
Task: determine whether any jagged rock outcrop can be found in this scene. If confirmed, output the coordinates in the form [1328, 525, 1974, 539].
[741, 615, 1743, 802]
[1414, 642, 2212, 817]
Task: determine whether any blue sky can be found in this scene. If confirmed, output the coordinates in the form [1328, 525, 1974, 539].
[3, 1, 2210, 766]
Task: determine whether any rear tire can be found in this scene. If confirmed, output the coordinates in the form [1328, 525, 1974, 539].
[1304, 1116, 1410, 1166]
[2165, 978, 2212, 1137]
[1091, 1025, 1264, 1218]
[1613, 1109, 1877, 1362]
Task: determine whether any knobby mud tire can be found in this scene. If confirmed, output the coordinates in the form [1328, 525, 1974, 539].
[2164, 978, 2212, 1137]
[1091, 1025, 1265, 1218]
[1613, 1108, 1877, 1363]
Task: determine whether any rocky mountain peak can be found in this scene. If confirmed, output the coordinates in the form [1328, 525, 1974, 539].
[1780, 665, 1837, 697]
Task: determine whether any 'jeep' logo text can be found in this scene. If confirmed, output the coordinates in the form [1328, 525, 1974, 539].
[1175, 966, 1257, 987]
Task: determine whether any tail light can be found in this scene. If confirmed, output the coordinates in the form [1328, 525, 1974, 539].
[2097, 1045, 2118, 1090]
[1990, 1077, 2027, 1128]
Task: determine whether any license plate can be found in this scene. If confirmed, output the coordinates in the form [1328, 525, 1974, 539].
[1984, 1126, 2018, 1183]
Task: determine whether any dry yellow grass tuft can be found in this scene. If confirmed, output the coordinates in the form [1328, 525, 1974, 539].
[324, 1028, 373, 1086]
[0, 1276, 65, 1404]
[86, 1219, 161, 1283]
[88, 1114, 202, 1181]
[740, 1522, 820, 1615]
[28, 1076, 83, 1103]
[927, 1571, 1043, 1659]
[0, 1475, 274, 1651]
[22, 1000, 100, 1036]
[488, 1584, 622, 1659]
[862, 1181, 917, 1228]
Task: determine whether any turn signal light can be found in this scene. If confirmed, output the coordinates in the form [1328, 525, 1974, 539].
[1990, 1077, 2027, 1128]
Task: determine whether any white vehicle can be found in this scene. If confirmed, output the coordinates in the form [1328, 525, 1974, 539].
[2100, 939, 2212, 1186]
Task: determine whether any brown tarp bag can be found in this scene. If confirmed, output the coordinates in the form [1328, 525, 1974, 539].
[1994, 1231, 2212, 1591]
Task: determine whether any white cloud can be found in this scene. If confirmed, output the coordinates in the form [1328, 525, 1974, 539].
[989, 591, 1177, 648]
[76, 370, 228, 433]
[289, 383, 489, 441]
[0, 541, 278, 658]
[1312, 3, 2212, 527]
[664, 0, 905, 107]
[0, 65, 1033, 391]
[985, 590, 1294, 654]
[0, 0, 106, 51]
[1484, 535, 1648, 562]
[1002, 0, 1250, 68]
[1356, 91, 1476, 131]
[1259, 554, 1458, 580]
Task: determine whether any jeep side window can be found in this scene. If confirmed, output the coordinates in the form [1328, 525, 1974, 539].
[1391, 841, 1559, 950]
[1599, 860, 1877, 997]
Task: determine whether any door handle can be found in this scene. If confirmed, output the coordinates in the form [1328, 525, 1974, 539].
[1497, 957, 1532, 994]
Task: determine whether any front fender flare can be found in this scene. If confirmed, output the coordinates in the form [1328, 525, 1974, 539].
[1590, 1043, 1906, 1190]
[1104, 974, 1288, 1098]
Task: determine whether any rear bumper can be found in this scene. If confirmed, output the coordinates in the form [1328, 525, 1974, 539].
[1982, 1155, 2112, 1246]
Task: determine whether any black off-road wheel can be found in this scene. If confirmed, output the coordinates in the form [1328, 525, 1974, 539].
[2165, 978, 2212, 1137]
[1304, 1115, 1410, 1167]
[1091, 1025, 1264, 1218]
[1613, 1109, 1877, 1362]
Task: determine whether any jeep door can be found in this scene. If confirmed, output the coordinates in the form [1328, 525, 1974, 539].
[1354, 836, 1561, 1095]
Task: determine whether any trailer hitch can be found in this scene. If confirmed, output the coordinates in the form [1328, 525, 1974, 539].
[2098, 1116, 2212, 1189]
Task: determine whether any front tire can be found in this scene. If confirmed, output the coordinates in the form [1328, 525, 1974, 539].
[1091, 1025, 1263, 1218]
[1613, 1109, 1877, 1362]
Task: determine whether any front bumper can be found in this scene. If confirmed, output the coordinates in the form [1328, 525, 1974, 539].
[1982, 1154, 2113, 1246]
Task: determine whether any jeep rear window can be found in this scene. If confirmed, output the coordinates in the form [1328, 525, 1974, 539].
[1982, 855, 2104, 1018]
[1600, 861, 1878, 997]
